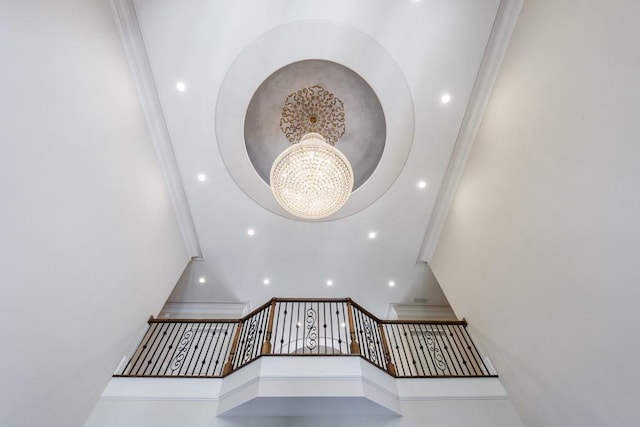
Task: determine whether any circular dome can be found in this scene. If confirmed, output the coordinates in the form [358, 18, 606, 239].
[270, 133, 354, 219]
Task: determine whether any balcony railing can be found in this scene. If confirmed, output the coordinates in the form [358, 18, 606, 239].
[116, 298, 494, 378]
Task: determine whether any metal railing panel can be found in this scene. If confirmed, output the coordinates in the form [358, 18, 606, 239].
[116, 298, 494, 378]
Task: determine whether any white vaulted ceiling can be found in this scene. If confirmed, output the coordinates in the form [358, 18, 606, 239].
[114, 0, 517, 316]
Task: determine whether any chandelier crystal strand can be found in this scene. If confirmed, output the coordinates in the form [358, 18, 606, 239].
[270, 133, 354, 219]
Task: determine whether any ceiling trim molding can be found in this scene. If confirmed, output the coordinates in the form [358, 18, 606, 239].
[388, 304, 458, 321]
[159, 301, 251, 319]
[110, 0, 202, 259]
[419, 0, 524, 263]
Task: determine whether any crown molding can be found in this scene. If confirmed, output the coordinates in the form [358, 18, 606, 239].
[110, 0, 202, 259]
[387, 304, 458, 321]
[159, 301, 251, 319]
[419, 0, 524, 263]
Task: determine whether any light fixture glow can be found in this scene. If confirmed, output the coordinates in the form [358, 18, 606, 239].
[176, 81, 187, 92]
[197, 173, 207, 182]
[368, 231, 377, 239]
[198, 277, 206, 284]
[247, 228, 255, 236]
[440, 93, 451, 104]
[341, 322, 346, 328]
[417, 180, 427, 189]
[388, 280, 396, 287]
[263, 278, 270, 285]
[271, 133, 353, 219]
[326, 280, 333, 286]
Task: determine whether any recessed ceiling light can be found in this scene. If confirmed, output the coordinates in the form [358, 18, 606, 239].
[176, 81, 187, 92]
[326, 280, 333, 286]
[198, 277, 206, 284]
[440, 93, 451, 104]
[297, 322, 302, 327]
[197, 173, 207, 182]
[417, 180, 427, 189]
[340, 322, 346, 328]
[388, 280, 396, 287]
[247, 228, 255, 236]
[368, 231, 377, 239]
[263, 278, 270, 285]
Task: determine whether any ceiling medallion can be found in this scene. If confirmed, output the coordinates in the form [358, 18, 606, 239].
[271, 85, 352, 219]
[280, 85, 346, 146]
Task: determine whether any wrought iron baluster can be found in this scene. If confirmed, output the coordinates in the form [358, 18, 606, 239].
[322, 301, 328, 353]
[434, 324, 458, 375]
[391, 324, 409, 376]
[415, 324, 435, 376]
[186, 323, 209, 375]
[406, 323, 426, 376]
[169, 323, 195, 375]
[305, 302, 318, 352]
[262, 302, 282, 354]
[122, 322, 156, 375]
[459, 324, 491, 375]
[198, 323, 215, 376]
[129, 323, 158, 375]
[155, 322, 179, 375]
[255, 308, 264, 358]
[450, 324, 480, 375]
[144, 323, 172, 375]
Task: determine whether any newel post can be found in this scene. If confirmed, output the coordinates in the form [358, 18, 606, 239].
[378, 324, 397, 376]
[346, 299, 360, 354]
[222, 320, 243, 376]
[261, 299, 277, 354]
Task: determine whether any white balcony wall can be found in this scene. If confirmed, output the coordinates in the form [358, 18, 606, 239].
[86, 357, 522, 426]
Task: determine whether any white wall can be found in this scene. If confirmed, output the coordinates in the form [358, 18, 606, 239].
[431, 0, 640, 426]
[0, 1, 189, 425]
[86, 398, 522, 427]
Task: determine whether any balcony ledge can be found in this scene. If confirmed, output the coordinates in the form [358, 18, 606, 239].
[102, 356, 508, 417]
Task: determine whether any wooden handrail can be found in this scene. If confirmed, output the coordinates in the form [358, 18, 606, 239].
[240, 299, 273, 322]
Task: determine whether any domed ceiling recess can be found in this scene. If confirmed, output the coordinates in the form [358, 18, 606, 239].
[245, 60, 386, 219]
[216, 21, 414, 221]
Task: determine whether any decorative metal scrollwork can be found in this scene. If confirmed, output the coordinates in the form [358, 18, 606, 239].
[242, 319, 258, 363]
[305, 308, 318, 351]
[362, 319, 378, 363]
[170, 329, 194, 371]
[280, 85, 346, 145]
[425, 329, 446, 372]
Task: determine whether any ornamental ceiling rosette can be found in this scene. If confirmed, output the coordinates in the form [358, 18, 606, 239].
[279, 85, 346, 145]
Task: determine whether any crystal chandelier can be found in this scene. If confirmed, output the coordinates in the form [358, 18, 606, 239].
[270, 132, 354, 219]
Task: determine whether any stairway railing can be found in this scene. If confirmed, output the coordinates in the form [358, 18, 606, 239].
[116, 298, 494, 378]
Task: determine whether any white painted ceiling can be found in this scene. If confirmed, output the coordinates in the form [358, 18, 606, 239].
[125, 0, 506, 317]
